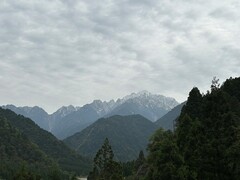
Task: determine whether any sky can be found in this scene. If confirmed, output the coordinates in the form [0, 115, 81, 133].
[0, 0, 239, 113]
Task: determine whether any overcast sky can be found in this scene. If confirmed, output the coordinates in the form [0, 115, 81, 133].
[0, 0, 239, 113]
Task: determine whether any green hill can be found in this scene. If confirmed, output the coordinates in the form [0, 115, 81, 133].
[64, 115, 157, 162]
[0, 108, 91, 176]
[0, 114, 61, 179]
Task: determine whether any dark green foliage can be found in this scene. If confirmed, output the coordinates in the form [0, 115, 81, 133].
[222, 77, 240, 101]
[145, 77, 240, 180]
[0, 115, 62, 179]
[179, 87, 203, 120]
[12, 164, 43, 180]
[134, 151, 145, 172]
[88, 138, 123, 180]
[146, 129, 186, 180]
[121, 151, 147, 180]
[176, 79, 240, 179]
[64, 115, 157, 162]
[122, 161, 135, 177]
[0, 108, 91, 177]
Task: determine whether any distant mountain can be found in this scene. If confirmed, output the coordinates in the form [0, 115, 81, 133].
[107, 91, 179, 121]
[2, 105, 49, 131]
[155, 102, 186, 130]
[50, 100, 119, 139]
[52, 91, 178, 139]
[2, 91, 178, 139]
[51, 104, 101, 139]
[64, 115, 158, 162]
[0, 108, 91, 175]
[88, 100, 116, 117]
[1, 104, 81, 136]
[48, 105, 79, 131]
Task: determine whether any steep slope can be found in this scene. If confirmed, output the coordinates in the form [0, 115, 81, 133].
[0, 108, 91, 175]
[155, 102, 186, 130]
[64, 115, 157, 162]
[107, 91, 179, 122]
[0, 115, 56, 179]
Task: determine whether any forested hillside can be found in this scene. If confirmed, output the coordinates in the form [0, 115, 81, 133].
[0, 108, 91, 177]
[144, 77, 240, 179]
[0, 113, 71, 179]
[64, 115, 157, 162]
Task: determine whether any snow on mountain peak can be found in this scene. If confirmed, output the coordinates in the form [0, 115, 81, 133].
[54, 105, 78, 117]
[89, 99, 117, 116]
[116, 90, 179, 111]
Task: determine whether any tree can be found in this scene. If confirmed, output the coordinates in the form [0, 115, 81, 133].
[175, 78, 240, 179]
[144, 77, 240, 179]
[146, 129, 186, 180]
[176, 114, 202, 179]
[88, 138, 123, 180]
[179, 87, 202, 120]
[134, 150, 145, 171]
[211, 76, 220, 92]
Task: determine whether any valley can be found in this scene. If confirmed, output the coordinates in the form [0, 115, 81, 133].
[1, 77, 240, 179]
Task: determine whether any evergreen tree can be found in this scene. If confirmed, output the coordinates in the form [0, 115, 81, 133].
[146, 129, 186, 180]
[222, 77, 240, 101]
[88, 138, 123, 180]
[176, 78, 240, 179]
[211, 76, 220, 92]
[122, 161, 135, 178]
[134, 150, 145, 172]
[144, 77, 240, 180]
[178, 87, 203, 121]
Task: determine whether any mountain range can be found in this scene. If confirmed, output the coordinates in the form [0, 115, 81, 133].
[63, 104, 186, 162]
[2, 91, 179, 139]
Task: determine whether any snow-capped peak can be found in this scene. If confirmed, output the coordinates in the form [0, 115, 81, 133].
[54, 105, 78, 117]
[114, 90, 179, 111]
[88, 99, 116, 116]
[121, 90, 154, 101]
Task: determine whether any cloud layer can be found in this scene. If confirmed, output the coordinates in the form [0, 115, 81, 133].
[0, 0, 239, 112]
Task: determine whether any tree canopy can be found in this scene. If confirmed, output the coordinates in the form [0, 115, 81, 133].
[145, 77, 240, 180]
[88, 138, 123, 180]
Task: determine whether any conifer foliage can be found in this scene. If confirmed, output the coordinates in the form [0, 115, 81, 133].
[145, 77, 240, 180]
[88, 138, 123, 180]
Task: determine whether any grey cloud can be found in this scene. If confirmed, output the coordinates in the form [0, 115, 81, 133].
[0, 0, 239, 112]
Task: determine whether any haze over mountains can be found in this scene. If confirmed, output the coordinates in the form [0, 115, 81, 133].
[2, 91, 179, 139]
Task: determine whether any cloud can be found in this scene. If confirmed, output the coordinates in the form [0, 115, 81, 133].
[0, 0, 239, 112]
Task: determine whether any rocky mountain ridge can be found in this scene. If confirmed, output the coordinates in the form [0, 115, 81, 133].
[2, 91, 179, 139]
